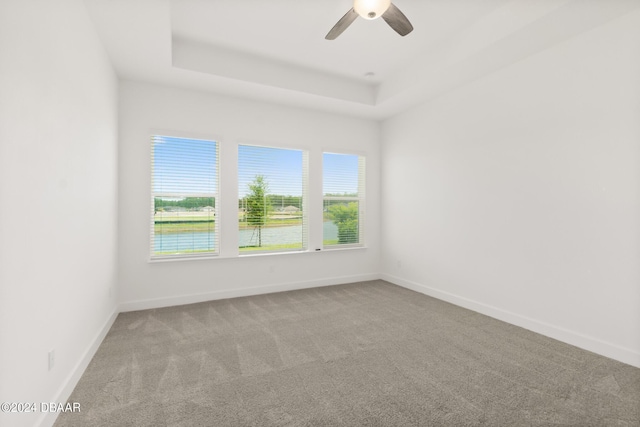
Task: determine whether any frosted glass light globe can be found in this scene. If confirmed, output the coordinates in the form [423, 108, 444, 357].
[353, 0, 391, 20]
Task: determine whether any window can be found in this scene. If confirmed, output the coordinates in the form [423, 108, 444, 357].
[323, 152, 365, 247]
[151, 135, 218, 258]
[238, 145, 308, 254]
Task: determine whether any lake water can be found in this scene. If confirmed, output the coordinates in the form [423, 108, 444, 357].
[154, 222, 338, 253]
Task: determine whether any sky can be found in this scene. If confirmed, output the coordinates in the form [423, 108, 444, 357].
[153, 135, 218, 195]
[153, 136, 360, 198]
[238, 145, 303, 197]
[323, 152, 359, 196]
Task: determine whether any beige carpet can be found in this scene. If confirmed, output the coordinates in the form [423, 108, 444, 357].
[55, 280, 640, 426]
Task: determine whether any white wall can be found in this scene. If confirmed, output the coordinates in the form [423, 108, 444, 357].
[118, 81, 380, 310]
[381, 10, 640, 367]
[0, 1, 119, 426]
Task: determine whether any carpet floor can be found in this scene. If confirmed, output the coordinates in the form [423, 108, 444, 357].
[55, 280, 640, 426]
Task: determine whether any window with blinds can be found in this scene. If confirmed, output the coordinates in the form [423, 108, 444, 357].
[323, 152, 365, 247]
[151, 135, 219, 258]
[238, 145, 308, 254]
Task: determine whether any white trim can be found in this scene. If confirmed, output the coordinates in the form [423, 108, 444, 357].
[235, 138, 312, 153]
[119, 273, 380, 312]
[149, 128, 225, 145]
[322, 148, 368, 157]
[150, 135, 220, 258]
[148, 245, 367, 262]
[37, 309, 119, 427]
[381, 273, 640, 369]
[149, 253, 219, 263]
[238, 247, 307, 256]
[322, 243, 365, 250]
[322, 152, 366, 249]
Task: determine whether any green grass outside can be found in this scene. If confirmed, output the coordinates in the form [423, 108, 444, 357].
[155, 222, 215, 233]
[156, 218, 304, 234]
[154, 215, 213, 222]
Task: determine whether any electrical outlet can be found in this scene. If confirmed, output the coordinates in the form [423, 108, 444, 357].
[48, 350, 55, 371]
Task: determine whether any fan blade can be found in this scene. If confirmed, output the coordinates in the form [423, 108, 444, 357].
[325, 8, 358, 40]
[382, 3, 413, 36]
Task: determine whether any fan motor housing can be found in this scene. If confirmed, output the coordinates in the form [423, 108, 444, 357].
[354, 0, 391, 20]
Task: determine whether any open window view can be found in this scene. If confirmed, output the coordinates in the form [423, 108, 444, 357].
[238, 145, 308, 254]
[150, 139, 364, 258]
[323, 152, 365, 247]
[151, 135, 218, 257]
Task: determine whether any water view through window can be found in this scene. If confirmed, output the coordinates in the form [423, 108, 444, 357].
[151, 136, 364, 257]
[238, 145, 307, 253]
[152, 135, 218, 256]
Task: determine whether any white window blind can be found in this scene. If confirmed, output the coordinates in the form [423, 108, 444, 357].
[151, 135, 219, 258]
[238, 145, 308, 254]
[323, 152, 365, 247]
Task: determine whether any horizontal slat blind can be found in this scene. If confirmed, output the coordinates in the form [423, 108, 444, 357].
[151, 135, 218, 257]
[238, 145, 307, 253]
[323, 152, 365, 247]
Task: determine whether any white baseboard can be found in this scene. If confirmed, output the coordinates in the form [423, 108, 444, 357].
[381, 273, 640, 369]
[119, 273, 381, 312]
[37, 308, 119, 427]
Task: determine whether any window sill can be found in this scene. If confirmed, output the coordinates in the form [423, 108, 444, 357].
[321, 244, 366, 252]
[148, 245, 367, 263]
[239, 245, 367, 258]
[149, 253, 219, 263]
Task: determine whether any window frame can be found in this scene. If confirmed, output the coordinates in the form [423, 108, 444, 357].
[237, 143, 309, 256]
[322, 151, 366, 250]
[150, 134, 220, 261]
[148, 133, 367, 263]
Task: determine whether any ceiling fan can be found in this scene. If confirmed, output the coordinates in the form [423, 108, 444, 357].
[326, 0, 413, 40]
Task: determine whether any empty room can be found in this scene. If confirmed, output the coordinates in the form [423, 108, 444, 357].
[1, 0, 639, 426]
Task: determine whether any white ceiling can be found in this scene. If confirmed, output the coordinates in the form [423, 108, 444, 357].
[85, 0, 640, 120]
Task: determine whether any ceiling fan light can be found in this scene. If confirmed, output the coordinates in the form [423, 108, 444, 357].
[353, 0, 391, 20]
